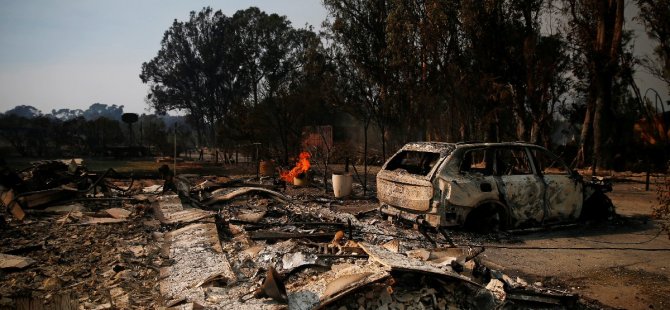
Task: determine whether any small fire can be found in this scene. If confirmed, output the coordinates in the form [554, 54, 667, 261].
[281, 152, 311, 182]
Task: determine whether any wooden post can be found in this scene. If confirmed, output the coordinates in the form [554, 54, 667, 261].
[255, 143, 260, 180]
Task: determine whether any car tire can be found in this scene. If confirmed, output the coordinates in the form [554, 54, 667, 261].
[465, 204, 508, 233]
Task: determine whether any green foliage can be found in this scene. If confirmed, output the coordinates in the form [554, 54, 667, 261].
[140, 7, 329, 161]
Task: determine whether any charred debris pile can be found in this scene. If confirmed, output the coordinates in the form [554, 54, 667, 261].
[1, 160, 577, 309]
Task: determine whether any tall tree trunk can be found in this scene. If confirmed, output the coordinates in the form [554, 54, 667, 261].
[363, 118, 369, 196]
[590, 0, 623, 175]
[530, 120, 541, 145]
[380, 125, 387, 163]
[591, 73, 612, 176]
[513, 89, 527, 141]
[574, 102, 593, 168]
[592, 94, 603, 176]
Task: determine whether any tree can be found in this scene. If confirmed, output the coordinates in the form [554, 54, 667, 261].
[234, 9, 320, 162]
[324, 0, 393, 161]
[51, 108, 84, 120]
[0, 114, 63, 157]
[564, 0, 625, 173]
[324, 0, 572, 160]
[4, 105, 42, 118]
[139, 114, 170, 154]
[84, 117, 125, 152]
[82, 103, 124, 121]
[0, 114, 34, 156]
[140, 7, 249, 148]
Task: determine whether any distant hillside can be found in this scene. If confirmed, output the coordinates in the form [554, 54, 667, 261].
[2, 103, 125, 121]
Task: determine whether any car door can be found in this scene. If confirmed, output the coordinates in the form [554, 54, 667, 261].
[447, 147, 499, 207]
[494, 147, 545, 227]
[531, 148, 583, 222]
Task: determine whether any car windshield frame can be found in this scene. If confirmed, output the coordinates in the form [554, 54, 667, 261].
[384, 150, 442, 176]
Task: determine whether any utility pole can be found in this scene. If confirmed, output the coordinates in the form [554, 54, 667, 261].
[140, 120, 143, 147]
[253, 142, 261, 180]
[173, 125, 177, 176]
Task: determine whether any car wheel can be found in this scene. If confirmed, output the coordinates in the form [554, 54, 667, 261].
[466, 204, 507, 233]
[581, 190, 616, 221]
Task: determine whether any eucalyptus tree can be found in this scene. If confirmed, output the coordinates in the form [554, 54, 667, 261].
[140, 7, 250, 147]
[563, 0, 625, 172]
[325, 0, 570, 151]
[384, 0, 463, 142]
[323, 0, 393, 160]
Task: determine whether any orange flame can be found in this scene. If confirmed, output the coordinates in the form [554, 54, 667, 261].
[281, 152, 311, 182]
[634, 113, 670, 145]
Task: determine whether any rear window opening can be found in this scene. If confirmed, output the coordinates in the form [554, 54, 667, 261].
[385, 151, 440, 176]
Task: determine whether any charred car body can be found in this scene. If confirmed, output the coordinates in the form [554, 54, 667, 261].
[377, 142, 614, 230]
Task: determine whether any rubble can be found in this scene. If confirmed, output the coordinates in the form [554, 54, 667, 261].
[159, 222, 237, 305]
[0, 160, 583, 309]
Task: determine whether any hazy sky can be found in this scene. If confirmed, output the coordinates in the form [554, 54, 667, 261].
[0, 0, 328, 114]
[0, 1, 667, 115]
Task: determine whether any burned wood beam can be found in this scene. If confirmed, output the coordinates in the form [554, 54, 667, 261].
[67, 197, 138, 202]
[315, 254, 369, 259]
[289, 221, 348, 228]
[16, 187, 78, 209]
[506, 288, 577, 307]
[228, 220, 347, 228]
[249, 230, 336, 241]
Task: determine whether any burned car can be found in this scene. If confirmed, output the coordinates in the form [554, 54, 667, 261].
[377, 142, 614, 231]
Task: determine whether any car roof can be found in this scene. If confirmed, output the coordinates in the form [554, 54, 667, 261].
[454, 141, 544, 149]
[401, 142, 456, 155]
[401, 141, 546, 153]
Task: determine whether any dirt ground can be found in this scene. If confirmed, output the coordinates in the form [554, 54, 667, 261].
[481, 180, 670, 310]
[0, 161, 668, 309]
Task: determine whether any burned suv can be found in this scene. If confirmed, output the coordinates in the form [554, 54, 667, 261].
[377, 142, 613, 231]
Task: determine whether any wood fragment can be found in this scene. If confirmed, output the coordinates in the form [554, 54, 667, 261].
[57, 210, 73, 228]
[1, 189, 25, 220]
[104, 207, 131, 219]
[322, 272, 373, 298]
[153, 194, 215, 225]
[0, 253, 36, 269]
[78, 217, 127, 225]
[205, 187, 290, 205]
[236, 211, 266, 223]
